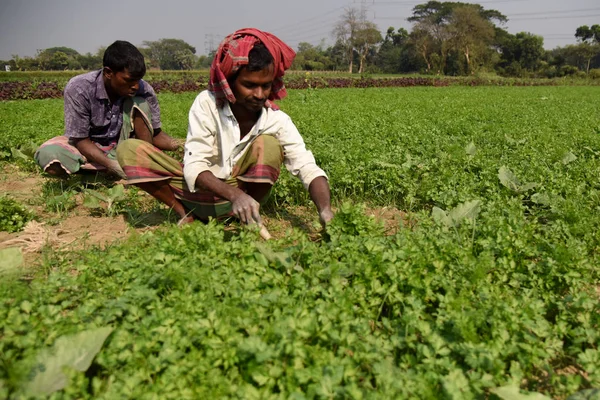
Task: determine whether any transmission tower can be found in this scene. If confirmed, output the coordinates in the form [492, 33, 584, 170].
[204, 33, 221, 54]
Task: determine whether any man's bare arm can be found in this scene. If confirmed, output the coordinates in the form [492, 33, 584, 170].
[152, 130, 183, 152]
[70, 137, 125, 178]
[308, 176, 334, 226]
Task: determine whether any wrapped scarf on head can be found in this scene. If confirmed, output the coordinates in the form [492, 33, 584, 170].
[209, 28, 296, 110]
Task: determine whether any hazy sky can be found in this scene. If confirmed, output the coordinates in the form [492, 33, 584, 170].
[0, 0, 598, 60]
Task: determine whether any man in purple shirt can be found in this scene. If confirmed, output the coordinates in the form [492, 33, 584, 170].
[34, 40, 180, 179]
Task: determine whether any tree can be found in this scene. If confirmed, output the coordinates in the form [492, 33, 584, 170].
[35, 47, 80, 70]
[377, 27, 412, 73]
[354, 21, 383, 73]
[575, 24, 600, 44]
[141, 39, 196, 70]
[574, 24, 600, 73]
[498, 32, 544, 74]
[333, 7, 363, 73]
[407, 1, 507, 74]
[409, 23, 435, 72]
[77, 52, 102, 70]
[446, 6, 495, 74]
[48, 51, 70, 70]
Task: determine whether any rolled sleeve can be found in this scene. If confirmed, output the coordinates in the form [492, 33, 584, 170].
[63, 84, 91, 139]
[183, 96, 217, 192]
[139, 81, 162, 130]
[277, 116, 327, 190]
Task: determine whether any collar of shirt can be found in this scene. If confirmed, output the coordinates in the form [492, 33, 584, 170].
[94, 70, 109, 101]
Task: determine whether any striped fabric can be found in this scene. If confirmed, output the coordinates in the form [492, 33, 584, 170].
[117, 135, 283, 219]
[35, 96, 153, 174]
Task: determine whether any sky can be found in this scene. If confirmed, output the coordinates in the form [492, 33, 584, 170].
[0, 0, 598, 60]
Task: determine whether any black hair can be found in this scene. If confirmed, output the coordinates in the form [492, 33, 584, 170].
[246, 43, 274, 72]
[226, 43, 274, 85]
[103, 40, 146, 77]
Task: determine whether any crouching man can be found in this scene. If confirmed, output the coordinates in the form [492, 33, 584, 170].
[35, 40, 180, 179]
[116, 28, 334, 227]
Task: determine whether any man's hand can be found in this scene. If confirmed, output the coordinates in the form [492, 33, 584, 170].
[309, 176, 333, 229]
[71, 137, 126, 179]
[106, 159, 127, 180]
[153, 131, 183, 152]
[319, 208, 334, 228]
[231, 192, 262, 225]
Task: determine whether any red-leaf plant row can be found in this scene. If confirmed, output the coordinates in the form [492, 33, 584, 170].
[0, 76, 558, 101]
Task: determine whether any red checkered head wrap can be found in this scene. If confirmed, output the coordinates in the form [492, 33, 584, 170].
[208, 28, 296, 110]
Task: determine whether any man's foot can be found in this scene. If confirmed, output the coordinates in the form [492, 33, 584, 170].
[177, 215, 195, 226]
[44, 162, 68, 177]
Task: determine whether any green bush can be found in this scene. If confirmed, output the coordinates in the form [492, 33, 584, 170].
[559, 65, 579, 77]
[589, 68, 600, 79]
[0, 196, 33, 233]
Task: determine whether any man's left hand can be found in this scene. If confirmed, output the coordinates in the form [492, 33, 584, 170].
[319, 208, 334, 228]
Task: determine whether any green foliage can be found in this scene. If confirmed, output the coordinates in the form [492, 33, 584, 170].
[82, 184, 127, 217]
[0, 247, 24, 279]
[0, 196, 33, 233]
[19, 327, 113, 397]
[1, 87, 600, 397]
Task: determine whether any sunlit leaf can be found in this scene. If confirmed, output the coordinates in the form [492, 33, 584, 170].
[107, 184, 125, 201]
[491, 384, 552, 400]
[255, 242, 292, 269]
[498, 166, 537, 193]
[498, 166, 521, 192]
[431, 206, 451, 227]
[0, 247, 23, 277]
[567, 389, 600, 400]
[448, 200, 481, 226]
[22, 327, 113, 396]
[82, 194, 102, 209]
[531, 193, 551, 206]
[562, 152, 577, 165]
[465, 142, 477, 156]
[11, 147, 30, 161]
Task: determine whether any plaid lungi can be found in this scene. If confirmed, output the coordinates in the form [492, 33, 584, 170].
[34, 96, 153, 174]
[116, 135, 283, 219]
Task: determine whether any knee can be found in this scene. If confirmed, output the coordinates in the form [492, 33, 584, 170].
[116, 138, 150, 164]
[261, 135, 283, 162]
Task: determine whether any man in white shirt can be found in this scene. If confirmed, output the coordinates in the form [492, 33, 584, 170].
[117, 28, 333, 228]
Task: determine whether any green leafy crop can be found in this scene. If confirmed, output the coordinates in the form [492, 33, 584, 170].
[0, 196, 33, 233]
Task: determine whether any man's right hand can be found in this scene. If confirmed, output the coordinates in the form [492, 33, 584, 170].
[231, 192, 261, 225]
[106, 159, 127, 180]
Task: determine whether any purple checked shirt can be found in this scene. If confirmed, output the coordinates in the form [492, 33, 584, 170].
[63, 70, 162, 145]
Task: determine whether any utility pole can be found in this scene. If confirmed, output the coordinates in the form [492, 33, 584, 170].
[204, 33, 221, 54]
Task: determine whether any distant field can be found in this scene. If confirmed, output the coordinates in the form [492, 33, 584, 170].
[1, 86, 600, 398]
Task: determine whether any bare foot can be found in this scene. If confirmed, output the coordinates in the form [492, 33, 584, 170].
[177, 215, 195, 226]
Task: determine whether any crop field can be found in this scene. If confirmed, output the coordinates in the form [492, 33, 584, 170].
[1, 86, 600, 398]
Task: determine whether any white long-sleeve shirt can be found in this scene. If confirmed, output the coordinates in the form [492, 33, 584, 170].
[183, 90, 327, 192]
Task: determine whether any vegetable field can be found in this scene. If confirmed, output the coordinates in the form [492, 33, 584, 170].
[1, 86, 600, 399]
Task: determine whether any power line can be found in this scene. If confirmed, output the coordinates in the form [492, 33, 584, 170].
[272, 15, 342, 37]
[268, 4, 350, 33]
[511, 13, 600, 21]
[507, 7, 600, 16]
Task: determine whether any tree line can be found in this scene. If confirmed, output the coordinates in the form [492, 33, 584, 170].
[3, 1, 599, 78]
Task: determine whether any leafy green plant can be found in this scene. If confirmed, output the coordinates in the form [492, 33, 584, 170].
[82, 184, 126, 216]
[17, 327, 113, 397]
[0, 196, 33, 232]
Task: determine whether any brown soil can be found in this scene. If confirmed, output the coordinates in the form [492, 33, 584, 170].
[0, 164, 408, 265]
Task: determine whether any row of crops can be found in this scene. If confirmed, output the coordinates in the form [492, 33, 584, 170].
[1, 86, 600, 398]
[1, 70, 591, 101]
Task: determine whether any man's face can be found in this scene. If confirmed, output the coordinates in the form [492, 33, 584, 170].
[231, 64, 275, 112]
[104, 67, 142, 98]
